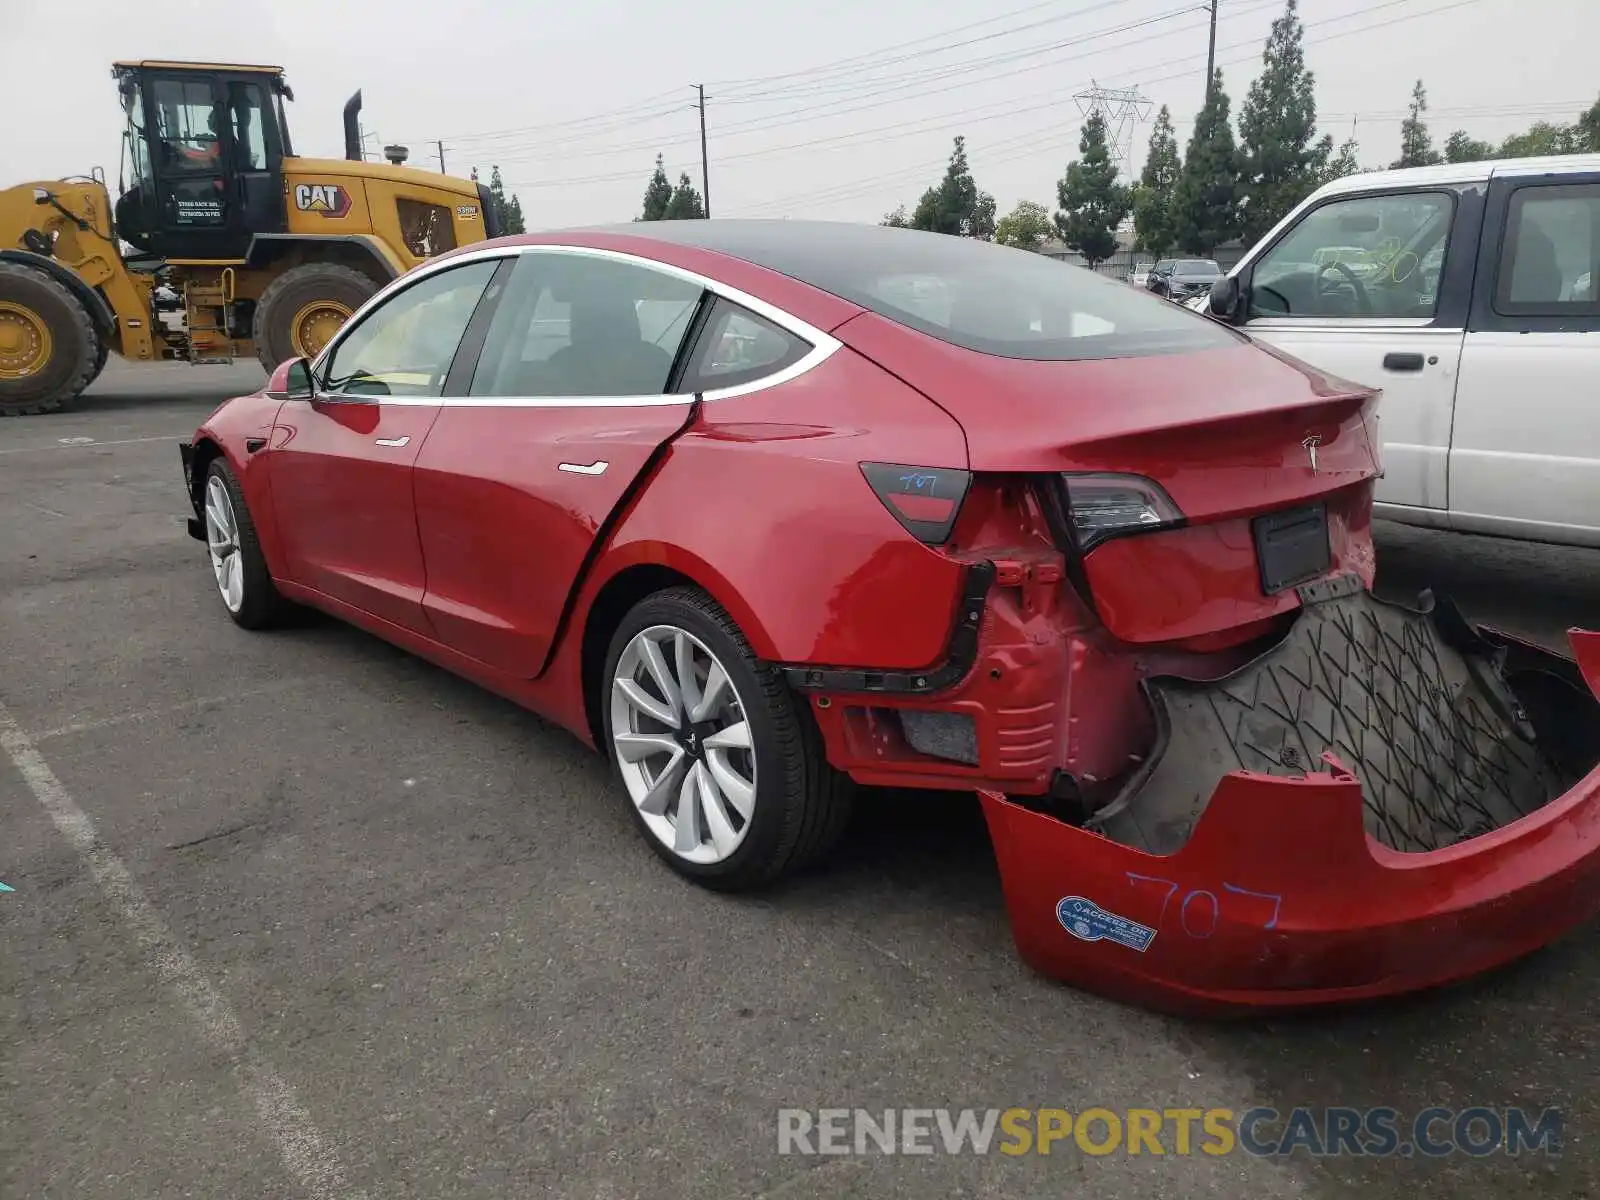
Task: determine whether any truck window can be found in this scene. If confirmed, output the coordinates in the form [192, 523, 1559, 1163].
[1494, 184, 1600, 314]
[1248, 191, 1454, 320]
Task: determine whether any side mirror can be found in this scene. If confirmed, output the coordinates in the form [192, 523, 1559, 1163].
[32, 187, 50, 205]
[267, 356, 316, 399]
[1207, 275, 1240, 321]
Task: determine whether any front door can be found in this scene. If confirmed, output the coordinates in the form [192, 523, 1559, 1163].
[1451, 173, 1600, 545]
[413, 249, 708, 676]
[1236, 186, 1474, 515]
[269, 256, 505, 634]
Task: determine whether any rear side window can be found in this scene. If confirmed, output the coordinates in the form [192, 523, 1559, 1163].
[680, 298, 810, 392]
[1494, 183, 1600, 316]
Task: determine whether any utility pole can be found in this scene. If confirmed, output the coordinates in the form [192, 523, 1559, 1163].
[437, 140, 447, 174]
[695, 84, 711, 218]
[1205, 0, 1218, 104]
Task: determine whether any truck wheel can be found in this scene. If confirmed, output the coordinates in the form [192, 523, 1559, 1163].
[252, 263, 379, 372]
[0, 263, 100, 416]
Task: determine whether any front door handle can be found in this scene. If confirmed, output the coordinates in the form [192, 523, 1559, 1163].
[1382, 352, 1425, 372]
[374, 436, 410, 448]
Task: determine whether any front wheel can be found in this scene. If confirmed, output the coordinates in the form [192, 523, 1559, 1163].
[201, 458, 288, 630]
[601, 587, 853, 891]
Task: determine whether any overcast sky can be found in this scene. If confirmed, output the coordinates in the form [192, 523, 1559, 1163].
[8, 0, 1597, 231]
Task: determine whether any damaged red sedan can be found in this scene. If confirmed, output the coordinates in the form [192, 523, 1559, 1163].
[178, 220, 1600, 1015]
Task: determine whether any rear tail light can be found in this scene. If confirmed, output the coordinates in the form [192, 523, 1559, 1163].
[1059, 472, 1183, 552]
[860, 462, 972, 544]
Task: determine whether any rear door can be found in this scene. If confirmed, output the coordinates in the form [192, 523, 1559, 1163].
[1451, 170, 1600, 545]
[412, 249, 708, 676]
[270, 256, 505, 633]
[1234, 184, 1479, 514]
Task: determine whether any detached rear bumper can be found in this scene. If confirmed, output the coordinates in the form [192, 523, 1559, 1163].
[982, 628, 1600, 1017]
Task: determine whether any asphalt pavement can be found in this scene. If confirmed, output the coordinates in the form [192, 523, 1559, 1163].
[1, 360, 1596, 1199]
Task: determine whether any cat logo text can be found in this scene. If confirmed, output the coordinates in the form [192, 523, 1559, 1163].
[294, 183, 353, 218]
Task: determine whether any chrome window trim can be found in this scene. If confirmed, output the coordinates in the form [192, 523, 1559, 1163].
[308, 241, 842, 408]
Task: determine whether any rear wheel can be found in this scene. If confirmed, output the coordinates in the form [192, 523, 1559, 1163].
[601, 587, 854, 891]
[251, 262, 379, 371]
[0, 263, 100, 416]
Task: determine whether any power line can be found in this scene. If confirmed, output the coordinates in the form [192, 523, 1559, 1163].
[483, 2, 1270, 169]
[721, 0, 1491, 216]
[502, 0, 1476, 190]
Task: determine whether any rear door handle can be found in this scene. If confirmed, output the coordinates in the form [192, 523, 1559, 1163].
[1382, 352, 1425, 372]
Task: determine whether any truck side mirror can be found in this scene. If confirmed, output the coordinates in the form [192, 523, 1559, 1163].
[1207, 275, 1240, 321]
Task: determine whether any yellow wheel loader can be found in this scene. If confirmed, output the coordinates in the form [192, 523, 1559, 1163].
[0, 60, 502, 416]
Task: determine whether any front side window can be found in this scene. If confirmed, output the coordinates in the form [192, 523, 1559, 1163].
[1248, 191, 1454, 319]
[1494, 184, 1600, 315]
[470, 253, 704, 397]
[152, 79, 222, 174]
[320, 259, 500, 398]
[681, 299, 810, 392]
[120, 83, 153, 194]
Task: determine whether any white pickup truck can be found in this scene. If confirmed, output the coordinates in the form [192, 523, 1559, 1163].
[1195, 154, 1600, 550]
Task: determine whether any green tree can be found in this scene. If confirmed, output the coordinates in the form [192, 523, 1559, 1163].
[1443, 130, 1495, 163]
[663, 172, 706, 220]
[1393, 80, 1441, 168]
[1578, 95, 1600, 151]
[881, 205, 910, 228]
[907, 137, 997, 238]
[1321, 137, 1364, 182]
[1498, 121, 1582, 158]
[993, 200, 1055, 251]
[639, 155, 673, 221]
[1237, 0, 1332, 244]
[1172, 70, 1242, 255]
[1132, 105, 1182, 255]
[484, 166, 526, 234]
[1054, 110, 1131, 267]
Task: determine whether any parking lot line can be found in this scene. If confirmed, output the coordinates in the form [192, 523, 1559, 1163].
[0, 696, 369, 1200]
[0, 434, 191, 456]
[29, 677, 315, 742]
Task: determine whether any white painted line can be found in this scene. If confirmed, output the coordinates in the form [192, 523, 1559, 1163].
[0, 697, 369, 1200]
[31, 678, 314, 742]
[0, 434, 189, 457]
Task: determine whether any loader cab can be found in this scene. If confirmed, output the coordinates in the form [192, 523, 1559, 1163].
[113, 61, 291, 262]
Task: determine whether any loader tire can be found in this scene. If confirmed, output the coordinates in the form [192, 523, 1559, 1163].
[252, 263, 379, 372]
[0, 262, 100, 416]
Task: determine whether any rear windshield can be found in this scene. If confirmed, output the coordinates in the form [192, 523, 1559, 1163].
[696, 225, 1240, 361]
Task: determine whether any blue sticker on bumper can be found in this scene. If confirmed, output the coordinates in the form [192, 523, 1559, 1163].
[1056, 896, 1157, 953]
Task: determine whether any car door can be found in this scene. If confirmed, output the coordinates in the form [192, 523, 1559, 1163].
[1232, 185, 1479, 514]
[269, 255, 505, 634]
[412, 249, 708, 676]
[1451, 171, 1600, 545]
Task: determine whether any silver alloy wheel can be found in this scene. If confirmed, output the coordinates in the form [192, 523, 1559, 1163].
[610, 623, 757, 865]
[203, 475, 245, 613]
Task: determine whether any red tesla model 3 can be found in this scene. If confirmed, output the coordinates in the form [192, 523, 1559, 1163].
[180, 220, 1600, 1014]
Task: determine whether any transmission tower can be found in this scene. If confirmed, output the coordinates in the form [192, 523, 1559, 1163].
[1073, 81, 1153, 182]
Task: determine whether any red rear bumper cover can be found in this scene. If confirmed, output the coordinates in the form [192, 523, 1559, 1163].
[980, 630, 1600, 1017]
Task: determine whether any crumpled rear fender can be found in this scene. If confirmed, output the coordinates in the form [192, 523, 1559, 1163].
[981, 628, 1600, 1017]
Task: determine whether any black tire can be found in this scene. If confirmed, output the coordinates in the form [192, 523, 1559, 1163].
[0, 262, 100, 416]
[87, 336, 110, 387]
[251, 262, 379, 371]
[202, 457, 289, 630]
[601, 586, 854, 891]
